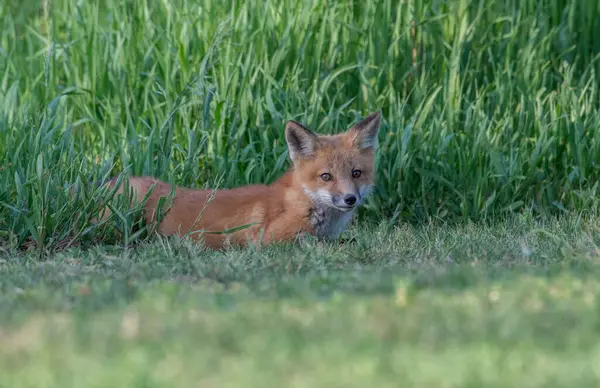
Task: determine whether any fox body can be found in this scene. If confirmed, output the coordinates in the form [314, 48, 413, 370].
[97, 112, 381, 249]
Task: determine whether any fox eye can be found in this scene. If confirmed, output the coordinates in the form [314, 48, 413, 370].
[352, 170, 362, 178]
[320, 173, 332, 181]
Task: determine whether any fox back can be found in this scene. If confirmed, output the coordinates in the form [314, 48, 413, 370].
[95, 112, 381, 249]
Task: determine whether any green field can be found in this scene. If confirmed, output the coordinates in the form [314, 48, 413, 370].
[2, 0, 600, 386]
[4, 214, 600, 386]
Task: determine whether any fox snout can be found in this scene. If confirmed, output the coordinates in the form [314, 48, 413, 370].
[332, 191, 360, 210]
[343, 194, 357, 205]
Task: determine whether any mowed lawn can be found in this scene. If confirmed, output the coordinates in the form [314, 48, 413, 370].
[2, 214, 600, 387]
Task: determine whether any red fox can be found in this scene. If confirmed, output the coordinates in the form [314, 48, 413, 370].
[96, 112, 381, 249]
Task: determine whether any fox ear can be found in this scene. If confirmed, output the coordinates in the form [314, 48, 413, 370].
[285, 120, 318, 162]
[348, 111, 381, 151]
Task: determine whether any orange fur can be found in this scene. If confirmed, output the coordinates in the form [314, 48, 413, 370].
[96, 112, 381, 250]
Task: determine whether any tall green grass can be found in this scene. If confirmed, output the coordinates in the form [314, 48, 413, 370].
[1, 0, 600, 252]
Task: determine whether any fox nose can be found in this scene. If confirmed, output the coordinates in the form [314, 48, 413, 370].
[343, 194, 357, 206]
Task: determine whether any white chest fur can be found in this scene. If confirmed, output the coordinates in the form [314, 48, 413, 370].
[309, 206, 355, 240]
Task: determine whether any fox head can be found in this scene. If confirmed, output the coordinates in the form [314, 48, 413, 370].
[285, 112, 381, 212]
